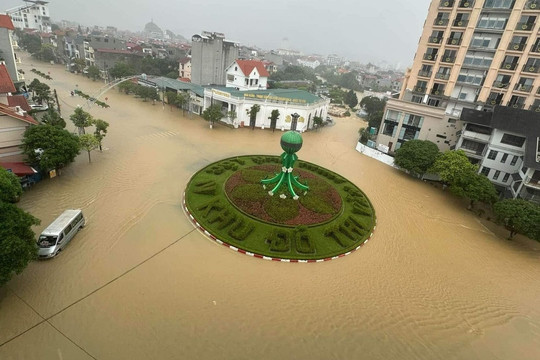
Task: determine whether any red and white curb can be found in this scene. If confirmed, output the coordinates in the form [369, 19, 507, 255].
[182, 192, 376, 263]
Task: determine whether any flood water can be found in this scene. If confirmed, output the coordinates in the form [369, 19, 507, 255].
[1, 55, 540, 360]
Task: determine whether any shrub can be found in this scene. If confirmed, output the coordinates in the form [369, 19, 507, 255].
[299, 193, 335, 214]
[231, 184, 267, 201]
[264, 196, 299, 222]
[242, 169, 272, 183]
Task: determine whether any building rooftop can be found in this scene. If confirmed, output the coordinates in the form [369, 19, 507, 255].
[0, 64, 17, 94]
[0, 14, 15, 30]
[235, 60, 270, 77]
[7, 95, 31, 112]
[211, 87, 324, 105]
[0, 103, 38, 125]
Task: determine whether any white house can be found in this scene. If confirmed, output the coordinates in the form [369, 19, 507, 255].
[225, 59, 269, 91]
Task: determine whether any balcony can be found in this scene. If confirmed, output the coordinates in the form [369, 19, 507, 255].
[428, 36, 443, 44]
[529, 104, 540, 112]
[434, 19, 449, 26]
[431, 88, 445, 96]
[459, 0, 474, 8]
[423, 53, 438, 61]
[524, 174, 540, 190]
[462, 130, 490, 143]
[493, 81, 510, 89]
[435, 73, 451, 80]
[516, 22, 535, 31]
[413, 86, 427, 93]
[418, 70, 433, 78]
[514, 84, 533, 92]
[453, 19, 469, 27]
[523, 64, 539, 73]
[507, 102, 525, 109]
[532, 44, 540, 53]
[439, 0, 455, 8]
[461, 147, 486, 158]
[441, 56, 456, 63]
[524, 1, 539, 10]
[487, 98, 502, 106]
[500, 62, 517, 70]
[508, 43, 526, 51]
[447, 38, 462, 46]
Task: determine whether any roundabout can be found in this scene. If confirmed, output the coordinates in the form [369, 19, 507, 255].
[183, 132, 376, 261]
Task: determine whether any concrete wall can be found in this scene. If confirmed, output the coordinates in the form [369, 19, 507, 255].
[0, 29, 19, 82]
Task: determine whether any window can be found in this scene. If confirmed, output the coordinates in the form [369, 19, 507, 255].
[488, 150, 498, 160]
[501, 153, 508, 163]
[457, 72, 484, 85]
[510, 155, 519, 166]
[403, 114, 423, 127]
[480, 167, 491, 176]
[484, 0, 514, 9]
[501, 133, 526, 147]
[493, 170, 501, 180]
[386, 110, 400, 121]
[411, 95, 423, 103]
[477, 15, 508, 30]
[227, 74, 234, 81]
[448, 118, 457, 123]
[461, 139, 485, 154]
[502, 173, 510, 182]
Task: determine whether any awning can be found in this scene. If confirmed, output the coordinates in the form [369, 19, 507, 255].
[0, 162, 38, 176]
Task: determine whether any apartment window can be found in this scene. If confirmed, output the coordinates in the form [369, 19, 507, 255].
[532, 38, 540, 52]
[227, 74, 234, 81]
[383, 122, 397, 136]
[493, 170, 501, 180]
[415, 80, 428, 92]
[411, 95, 423, 103]
[508, 36, 528, 51]
[484, 0, 514, 9]
[435, 12, 450, 25]
[480, 167, 491, 176]
[510, 155, 519, 166]
[477, 15, 508, 30]
[403, 114, 424, 127]
[448, 118, 457, 124]
[517, 15, 536, 31]
[442, 49, 457, 62]
[471, 36, 491, 48]
[502, 173, 510, 182]
[457, 72, 484, 85]
[501, 55, 519, 69]
[493, 74, 511, 88]
[431, 83, 445, 95]
[429, 31, 444, 43]
[523, 57, 540, 73]
[448, 32, 463, 45]
[440, 0, 455, 7]
[424, 47, 439, 60]
[386, 110, 401, 121]
[515, 77, 534, 92]
[463, 54, 493, 67]
[508, 95, 526, 108]
[461, 139, 485, 153]
[436, 66, 451, 79]
[487, 150, 498, 160]
[427, 98, 441, 107]
[500, 153, 508, 163]
[501, 133, 526, 147]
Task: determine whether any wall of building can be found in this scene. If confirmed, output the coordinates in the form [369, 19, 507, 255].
[0, 29, 19, 82]
[191, 34, 239, 85]
[0, 116, 29, 161]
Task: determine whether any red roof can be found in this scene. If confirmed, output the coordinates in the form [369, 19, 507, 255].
[7, 95, 32, 112]
[179, 57, 191, 64]
[0, 64, 16, 94]
[0, 103, 38, 125]
[0, 162, 37, 176]
[179, 77, 191, 83]
[0, 15, 15, 31]
[235, 60, 270, 77]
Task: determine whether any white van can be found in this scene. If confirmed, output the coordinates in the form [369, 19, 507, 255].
[37, 209, 85, 259]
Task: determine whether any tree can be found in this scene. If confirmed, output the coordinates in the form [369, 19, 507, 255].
[72, 58, 86, 73]
[360, 96, 386, 115]
[313, 116, 323, 129]
[462, 173, 498, 208]
[86, 65, 101, 80]
[344, 89, 358, 109]
[494, 199, 540, 240]
[0, 202, 40, 286]
[19, 33, 41, 54]
[176, 92, 189, 115]
[367, 110, 384, 130]
[34, 44, 55, 62]
[93, 119, 109, 151]
[40, 108, 66, 128]
[0, 168, 22, 203]
[358, 127, 372, 144]
[118, 80, 136, 94]
[165, 91, 178, 106]
[70, 107, 93, 134]
[79, 134, 99, 163]
[32, 82, 52, 105]
[247, 104, 261, 129]
[430, 150, 478, 186]
[202, 104, 224, 128]
[394, 140, 440, 177]
[268, 109, 280, 132]
[109, 62, 135, 79]
[22, 125, 80, 171]
[228, 110, 237, 126]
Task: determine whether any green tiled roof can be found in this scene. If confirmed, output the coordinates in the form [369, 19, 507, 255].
[210, 87, 324, 105]
[152, 77, 205, 97]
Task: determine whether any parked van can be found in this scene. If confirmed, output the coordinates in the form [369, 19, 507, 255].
[37, 209, 85, 258]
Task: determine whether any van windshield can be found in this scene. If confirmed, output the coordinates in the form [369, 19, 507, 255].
[38, 235, 57, 248]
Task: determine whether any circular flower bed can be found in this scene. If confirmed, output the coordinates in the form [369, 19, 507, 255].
[184, 156, 376, 260]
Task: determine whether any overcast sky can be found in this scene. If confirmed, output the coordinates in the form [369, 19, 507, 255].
[4, 0, 432, 66]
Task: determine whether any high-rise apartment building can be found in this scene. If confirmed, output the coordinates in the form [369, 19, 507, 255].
[376, 0, 539, 154]
[6, 1, 51, 33]
[190, 31, 239, 86]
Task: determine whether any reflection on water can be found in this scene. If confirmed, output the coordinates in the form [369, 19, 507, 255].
[1, 55, 540, 360]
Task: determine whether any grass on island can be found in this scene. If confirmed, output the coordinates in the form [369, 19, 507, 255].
[184, 155, 376, 260]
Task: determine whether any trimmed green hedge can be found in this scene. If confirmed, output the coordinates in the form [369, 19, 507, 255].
[185, 155, 376, 260]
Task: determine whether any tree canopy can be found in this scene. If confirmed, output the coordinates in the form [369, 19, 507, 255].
[0, 168, 22, 203]
[109, 62, 136, 79]
[86, 65, 101, 80]
[494, 199, 540, 240]
[394, 140, 440, 177]
[202, 104, 224, 126]
[0, 201, 40, 286]
[359, 96, 386, 129]
[93, 119, 109, 151]
[41, 108, 66, 128]
[22, 125, 80, 171]
[70, 107, 93, 134]
[79, 134, 99, 163]
[344, 89, 359, 109]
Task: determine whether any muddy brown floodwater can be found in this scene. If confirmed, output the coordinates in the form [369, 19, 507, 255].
[1, 54, 540, 360]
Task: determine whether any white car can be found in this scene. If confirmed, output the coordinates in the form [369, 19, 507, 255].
[30, 103, 49, 111]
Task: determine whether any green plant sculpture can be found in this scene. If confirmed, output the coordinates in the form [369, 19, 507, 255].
[261, 131, 309, 200]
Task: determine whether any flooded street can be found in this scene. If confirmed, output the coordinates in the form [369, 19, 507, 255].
[1, 56, 540, 360]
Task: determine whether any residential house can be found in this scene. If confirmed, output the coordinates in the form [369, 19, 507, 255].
[0, 15, 22, 84]
[178, 57, 191, 81]
[225, 59, 269, 91]
[7, 0, 51, 33]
